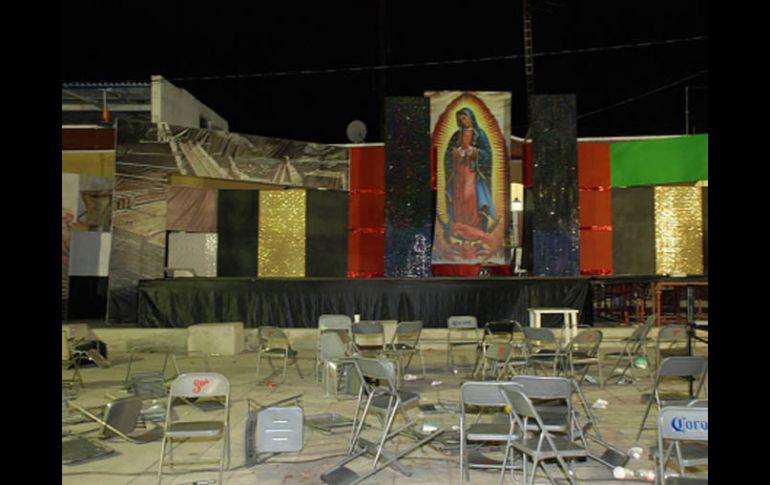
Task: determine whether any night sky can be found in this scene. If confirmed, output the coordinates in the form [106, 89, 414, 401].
[62, 1, 708, 143]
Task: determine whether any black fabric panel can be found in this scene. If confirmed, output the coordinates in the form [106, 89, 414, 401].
[531, 95, 579, 275]
[612, 187, 656, 275]
[702, 187, 708, 275]
[136, 277, 592, 328]
[217, 190, 259, 276]
[67, 276, 109, 319]
[384, 97, 433, 277]
[306, 191, 349, 277]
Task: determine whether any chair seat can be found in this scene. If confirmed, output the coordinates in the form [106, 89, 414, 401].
[651, 442, 708, 466]
[513, 435, 588, 459]
[667, 477, 708, 485]
[167, 420, 225, 439]
[466, 423, 516, 442]
[370, 390, 419, 410]
[385, 343, 417, 351]
[262, 348, 297, 357]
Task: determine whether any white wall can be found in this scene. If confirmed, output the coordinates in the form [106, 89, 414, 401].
[151, 75, 229, 131]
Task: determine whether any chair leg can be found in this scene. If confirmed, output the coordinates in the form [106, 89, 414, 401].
[157, 436, 168, 485]
[635, 395, 655, 441]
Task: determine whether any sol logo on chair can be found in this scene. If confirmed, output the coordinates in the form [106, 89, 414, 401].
[193, 379, 210, 394]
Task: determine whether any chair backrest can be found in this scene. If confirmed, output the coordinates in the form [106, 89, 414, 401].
[566, 329, 603, 356]
[657, 356, 708, 379]
[320, 332, 349, 361]
[502, 385, 541, 421]
[484, 342, 514, 363]
[259, 326, 290, 349]
[510, 375, 571, 401]
[687, 399, 708, 408]
[353, 357, 398, 388]
[658, 324, 688, 343]
[353, 321, 385, 335]
[461, 381, 521, 407]
[101, 397, 143, 438]
[448, 315, 478, 330]
[391, 320, 423, 346]
[523, 326, 558, 343]
[483, 320, 518, 343]
[169, 372, 230, 399]
[319, 314, 352, 332]
[658, 406, 708, 442]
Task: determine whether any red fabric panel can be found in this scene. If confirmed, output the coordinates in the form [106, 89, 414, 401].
[348, 146, 386, 277]
[62, 128, 116, 150]
[349, 146, 385, 190]
[431, 264, 512, 277]
[349, 193, 385, 229]
[577, 143, 611, 187]
[579, 230, 613, 275]
[579, 191, 612, 226]
[347, 232, 385, 276]
[523, 143, 533, 187]
[578, 143, 613, 275]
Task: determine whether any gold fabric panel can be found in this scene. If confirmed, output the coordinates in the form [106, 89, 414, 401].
[654, 187, 703, 274]
[62, 151, 115, 176]
[258, 190, 306, 277]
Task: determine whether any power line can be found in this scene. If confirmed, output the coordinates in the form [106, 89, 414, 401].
[577, 69, 708, 120]
[168, 35, 707, 82]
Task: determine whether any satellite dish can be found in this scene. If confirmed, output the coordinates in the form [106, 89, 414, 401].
[346, 120, 367, 143]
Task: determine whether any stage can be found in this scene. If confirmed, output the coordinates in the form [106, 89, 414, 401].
[135, 275, 707, 329]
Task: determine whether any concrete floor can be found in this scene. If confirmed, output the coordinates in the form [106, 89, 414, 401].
[62, 335, 708, 485]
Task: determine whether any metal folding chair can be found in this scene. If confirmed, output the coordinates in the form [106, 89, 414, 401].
[501, 386, 589, 485]
[472, 320, 522, 378]
[66, 396, 164, 443]
[636, 356, 708, 441]
[62, 329, 84, 390]
[256, 326, 304, 384]
[523, 327, 565, 376]
[459, 381, 522, 482]
[604, 315, 655, 385]
[157, 372, 230, 485]
[479, 342, 529, 381]
[561, 329, 604, 386]
[321, 357, 442, 485]
[447, 315, 481, 371]
[316, 315, 353, 382]
[383, 320, 425, 379]
[352, 320, 386, 357]
[319, 331, 353, 397]
[654, 324, 691, 370]
[655, 406, 708, 484]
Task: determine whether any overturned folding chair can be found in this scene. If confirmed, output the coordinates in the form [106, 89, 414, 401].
[655, 405, 708, 484]
[65, 396, 164, 444]
[321, 357, 442, 485]
[62, 329, 84, 390]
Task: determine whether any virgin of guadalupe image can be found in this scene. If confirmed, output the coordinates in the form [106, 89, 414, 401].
[444, 107, 500, 250]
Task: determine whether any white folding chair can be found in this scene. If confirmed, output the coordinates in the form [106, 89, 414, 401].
[655, 406, 708, 484]
[157, 372, 230, 485]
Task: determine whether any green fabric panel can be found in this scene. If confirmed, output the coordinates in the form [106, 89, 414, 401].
[610, 134, 708, 187]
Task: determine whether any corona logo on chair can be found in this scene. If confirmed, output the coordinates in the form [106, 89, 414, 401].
[193, 378, 210, 394]
[671, 416, 708, 434]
